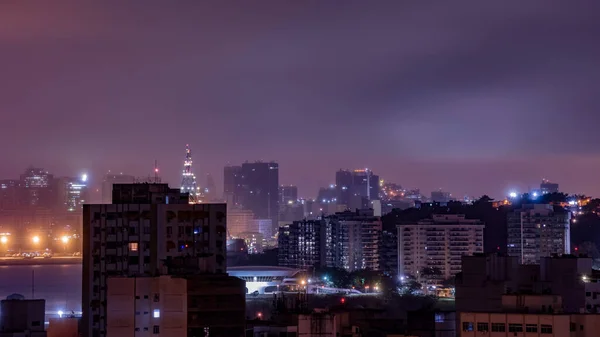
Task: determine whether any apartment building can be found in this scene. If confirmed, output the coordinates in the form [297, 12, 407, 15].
[507, 204, 571, 264]
[82, 183, 227, 337]
[397, 214, 484, 282]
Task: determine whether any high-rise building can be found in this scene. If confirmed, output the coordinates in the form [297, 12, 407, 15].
[204, 173, 217, 201]
[540, 179, 559, 194]
[82, 183, 227, 337]
[279, 185, 298, 205]
[223, 166, 242, 207]
[332, 209, 382, 272]
[180, 144, 200, 203]
[507, 204, 570, 265]
[278, 219, 329, 269]
[397, 214, 484, 282]
[20, 167, 55, 208]
[101, 173, 135, 204]
[277, 209, 381, 272]
[0, 180, 19, 210]
[234, 162, 279, 236]
[335, 169, 379, 210]
[56, 175, 89, 212]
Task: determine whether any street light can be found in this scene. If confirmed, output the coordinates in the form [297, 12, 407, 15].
[32, 236, 40, 244]
[61, 236, 69, 244]
[0, 236, 7, 244]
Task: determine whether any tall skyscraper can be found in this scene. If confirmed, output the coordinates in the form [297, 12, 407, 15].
[56, 174, 89, 212]
[279, 185, 298, 205]
[82, 183, 227, 337]
[180, 144, 199, 203]
[507, 204, 570, 264]
[204, 173, 217, 201]
[223, 165, 242, 207]
[224, 162, 279, 236]
[20, 167, 55, 208]
[335, 169, 380, 210]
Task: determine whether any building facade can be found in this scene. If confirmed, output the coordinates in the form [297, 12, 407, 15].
[106, 276, 187, 337]
[332, 209, 382, 272]
[507, 204, 570, 265]
[278, 219, 329, 269]
[82, 183, 227, 337]
[397, 214, 484, 282]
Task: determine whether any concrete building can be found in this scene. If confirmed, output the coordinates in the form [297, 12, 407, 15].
[47, 317, 79, 337]
[101, 173, 135, 204]
[335, 169, 379, 210]
[227, 208, 255, 237]
[430, 190, 452, 203]
[456, 254, 600, 316]
[279, 185, 298, 205]
[507, 204, 570, 264]
[82, 183, 227, 337]
[227, 266, 303, 295]
[0, 298, 46, 337]
[398, 214, 484, 282]
[333, 209, 382, 272]
[278, 219, 329, 269]
[540, 179, 559, 195]
[106, 276, 187, 337]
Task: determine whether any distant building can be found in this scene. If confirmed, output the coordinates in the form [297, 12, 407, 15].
[507, 204, 570, 264]
[56, 175, 88, 212]
[279, 185, 298, 205]
[0, 298, 46, 337]
[330, 209, 382, 272]
[82, 183, 227, 337]
[101, 173, 135, 204]
[224, 162, 279, 236]
[278, 210, 381, 272]
[431, 190, 452, 203]
[20, 167, 55, 208]
[380, 230, 398, 277]
[278, 219, 329, 269]
[227, 208, 255, 237]
[335, 169, 379, 210]
[223, 165, 242, 207]
[398, 214, 484, 282]
[540, 179, 559, 194]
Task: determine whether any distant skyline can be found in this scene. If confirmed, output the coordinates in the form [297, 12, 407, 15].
[1, 2, 599, 199]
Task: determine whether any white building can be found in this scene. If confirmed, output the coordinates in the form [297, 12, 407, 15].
[82, 184, 227, 337]
[106, 276, 187, 337]
[397, 214, 484, 282]
[507, 204, 570, 265]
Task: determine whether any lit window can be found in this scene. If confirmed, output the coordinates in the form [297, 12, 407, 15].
[153, 309, 160, 318]
[129, 243, 138, 252]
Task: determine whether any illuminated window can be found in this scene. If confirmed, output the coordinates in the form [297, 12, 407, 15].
[153, 309, 160, 318]
[129, 242, 138, 252]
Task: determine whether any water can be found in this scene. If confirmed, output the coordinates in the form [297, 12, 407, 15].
[0, 264, 82, 315]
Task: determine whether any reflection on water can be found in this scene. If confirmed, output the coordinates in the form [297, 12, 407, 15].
[0, 264, 82, 313]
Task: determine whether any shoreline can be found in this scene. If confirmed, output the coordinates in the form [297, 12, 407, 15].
[0, 257, 82, 266]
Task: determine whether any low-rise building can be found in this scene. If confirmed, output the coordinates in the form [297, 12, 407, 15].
[0, 298, 47, 337]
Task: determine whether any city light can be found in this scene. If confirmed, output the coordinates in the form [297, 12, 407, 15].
[58, 310, 64, 318]
[32, 236, 40, 244]
[61, 236, 69, 244]
[509, 192, 518, 198]
[81, 173, 88, 182]
[0, 236, 7, 244]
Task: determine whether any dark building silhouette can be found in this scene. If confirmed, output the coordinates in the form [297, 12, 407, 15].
[223, 165, 242, 207]
[335, 169, 380, 210]
[279, 185, 298, 205]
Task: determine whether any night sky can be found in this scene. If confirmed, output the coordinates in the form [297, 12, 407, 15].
[1, 1, 600, 199]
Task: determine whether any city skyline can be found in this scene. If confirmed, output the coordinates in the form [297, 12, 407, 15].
[2, 1, 600, 199]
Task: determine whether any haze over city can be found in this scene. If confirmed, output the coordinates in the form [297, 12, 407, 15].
[2, 1, 600, 198]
